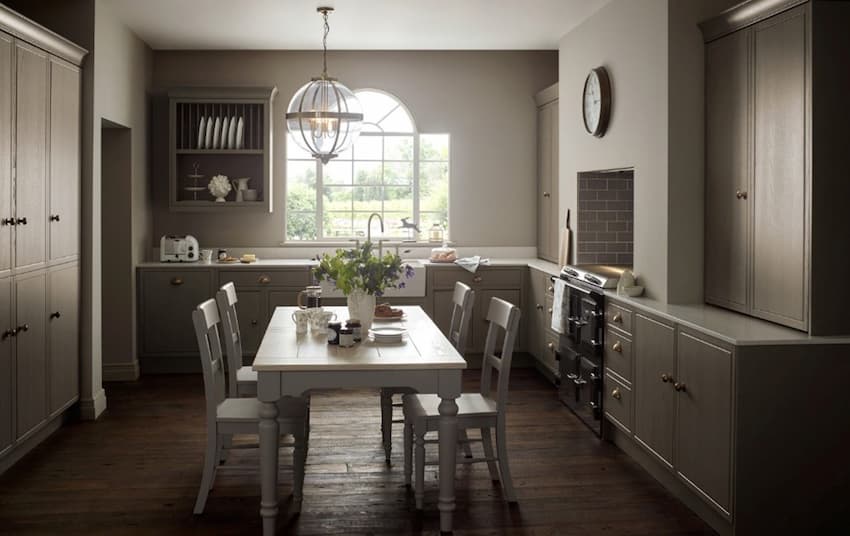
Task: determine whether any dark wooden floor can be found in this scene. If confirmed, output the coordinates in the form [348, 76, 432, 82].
[0, 369, 715, 535]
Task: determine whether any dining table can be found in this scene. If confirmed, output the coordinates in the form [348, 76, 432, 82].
[252, 305, 467, 535]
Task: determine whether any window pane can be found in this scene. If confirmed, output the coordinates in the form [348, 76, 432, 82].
[352, 135, 382, 160]
[324, 186, 353, 213]
[324, 160, 352, 185]
[286, 161, 317, 212]
[420, 134, 450, 161]
[420, 162, 449, 214]
[385, 186, 413, 216]
[287, 134, 314, 160]
[384, 162, 413, 185]
[354, 161, 382, 185]
[352, 213, 372, 239]
[380, 106, 414, 133]
[325, 212, 353, 238]
[421, 211, 448, 230]
[353, 186, 383, 212]
[385, 136, 413, 161]
[286, 212, 317, 241]
[384, 212, 415, 238]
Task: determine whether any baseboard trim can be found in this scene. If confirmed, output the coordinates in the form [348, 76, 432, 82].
[0, 411, 68, 475]
[79, 388, 107, 420]
[103, 360, 140, 382]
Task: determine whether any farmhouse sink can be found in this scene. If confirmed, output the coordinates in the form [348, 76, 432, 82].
[318, 260, 427, 298]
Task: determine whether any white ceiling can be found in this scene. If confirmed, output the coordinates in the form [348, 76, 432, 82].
[106, 0, 611, 50]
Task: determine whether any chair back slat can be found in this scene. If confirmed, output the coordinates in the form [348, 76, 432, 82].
[193, 299, 227, 426]
[449, 282, 475, 353]
[480, 297, 521, 413]
[216, 282, 243, 397]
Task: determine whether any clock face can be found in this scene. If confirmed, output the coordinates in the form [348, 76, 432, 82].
[582, 67, 610, 137]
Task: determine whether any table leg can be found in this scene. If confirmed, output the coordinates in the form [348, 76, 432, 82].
[438, 396, 459, 533]
[259, 401, 279, 536]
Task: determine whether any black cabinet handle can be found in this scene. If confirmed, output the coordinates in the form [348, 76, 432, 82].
[1, 329, 15, 339]
[16, 217, 27, 225]
[50, 311, 61, 319]
[16, 324, 29, 333]
[1, 217, 13, 226]
[50, 214, 60, 222]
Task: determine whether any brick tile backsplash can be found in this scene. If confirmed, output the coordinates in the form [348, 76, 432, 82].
[576, 169, 634, 266]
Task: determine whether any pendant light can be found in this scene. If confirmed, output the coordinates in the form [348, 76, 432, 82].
[286, 7, 363, 164]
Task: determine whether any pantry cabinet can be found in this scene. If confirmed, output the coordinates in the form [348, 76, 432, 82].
[535, 84, 559, 263]
[14, 272, 47, 441]
[0, 278, 12, 455]
[48, 264, 79, 415]
[0, 34, 11, 276]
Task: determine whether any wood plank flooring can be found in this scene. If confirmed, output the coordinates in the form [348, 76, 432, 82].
[0, 369, 715, 535]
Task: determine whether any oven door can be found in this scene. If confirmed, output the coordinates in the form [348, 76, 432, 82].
[558, 345, 580, 406]
[578, 295, 604, 355]
[573, 355, 603, 435]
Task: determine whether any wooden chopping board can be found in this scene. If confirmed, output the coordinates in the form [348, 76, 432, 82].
[558, 209, 571, 266]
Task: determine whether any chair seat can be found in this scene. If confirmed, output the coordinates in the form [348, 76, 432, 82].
[236, 366, 257, 384]
[217, 397, 308, 423]
[404, 393, 498, 420]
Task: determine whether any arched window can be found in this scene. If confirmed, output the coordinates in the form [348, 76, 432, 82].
[286, 89, 449, 241]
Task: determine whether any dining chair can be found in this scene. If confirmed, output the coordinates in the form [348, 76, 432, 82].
[403, 296, 521, 508]
[191, 298, 308, 515]
[380, 282, 475, 463]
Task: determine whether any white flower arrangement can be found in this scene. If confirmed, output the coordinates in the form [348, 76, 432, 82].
[208, 174, 231, 202]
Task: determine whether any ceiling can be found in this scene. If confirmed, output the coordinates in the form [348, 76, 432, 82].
[106, 0, 611, 50]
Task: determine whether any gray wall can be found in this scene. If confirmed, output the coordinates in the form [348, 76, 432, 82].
[151, 50, 557, 248]
[558, 0, 736, 304]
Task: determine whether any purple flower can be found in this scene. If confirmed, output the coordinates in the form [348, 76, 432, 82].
[399, 282, 406, 289]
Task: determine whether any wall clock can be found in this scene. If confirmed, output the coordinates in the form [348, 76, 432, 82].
[582, 66, 611, 137]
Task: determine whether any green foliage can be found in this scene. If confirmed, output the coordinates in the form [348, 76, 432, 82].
[313, 242, 415, 296]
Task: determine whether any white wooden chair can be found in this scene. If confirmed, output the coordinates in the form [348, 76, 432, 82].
[192, 298, 308, 515]
[403, 296, 521, 508]
[380, 282, 475, 462]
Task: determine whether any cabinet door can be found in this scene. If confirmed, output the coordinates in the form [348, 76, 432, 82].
[704, 30, 750, 311]
[633, 313, 676, 467]
[0, 34, 12, 274]
[547, 100, 560, 261]
[751, 6, 808, 329]
[48, 265, 79, 414]
[0, 278, 12, 454]
[474, 289, 521, 353]
[140, 270, 212, 355]
[235, 289, 263, 356]
[267, 290, 299, 318]
[14, 42, 48, 271]
[676, 332, 733, 513]
[15, 273, 47, 440]
[527, 270, 545, 360]
[48, 59, 81, 261]
[537, 102, 555, 261]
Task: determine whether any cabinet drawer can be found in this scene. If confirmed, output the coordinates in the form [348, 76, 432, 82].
[219, 268, 311, 289]
[432, 267, 523, 290]
[604, 327, 632, 383]
[540, 332, 559, 375]
[606, 302, 633, 334]
[604, 373, 632, 432]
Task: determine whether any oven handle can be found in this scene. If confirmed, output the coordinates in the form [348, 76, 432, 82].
[565, 281, 591, 294]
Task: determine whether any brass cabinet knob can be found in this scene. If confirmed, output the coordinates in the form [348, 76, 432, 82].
[536, 303, 543, 310]
[472, 276, 483, 284]
[736, 189, 748, 200]
[661, 373, 672, 383]
[547, 286, 554, 293]
[170, 277, 183, 286]
[547, 342, 555, 351]
[49, 214, 60, 222]
[251, 320, 258, 326]
[612, 341, 622, 353]
[258, 275, 272, 284]
[612, 312, 622, 323]
[611, 388, 622, 400]
[674, 382, 687, 392]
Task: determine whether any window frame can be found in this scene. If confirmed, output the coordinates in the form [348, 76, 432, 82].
[285, 88, 449, 243]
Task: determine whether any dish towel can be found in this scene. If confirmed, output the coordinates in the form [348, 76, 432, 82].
[551, 278, 567, 334]
[454, 256, 490, 273]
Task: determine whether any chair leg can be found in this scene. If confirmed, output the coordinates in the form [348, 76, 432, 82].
[458, 428, 474, 458]
[212, 435, 223, 487]
[414, 425, 426, 510]
[193, 428, 218, 514]
[495, 420, 517, 503]
[403, 418, 413, 487]
[293, 428, 307, 510]
[380, 389, 393, 463]
[480, 427, 500, 483]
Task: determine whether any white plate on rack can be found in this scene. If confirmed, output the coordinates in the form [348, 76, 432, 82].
[212, 117, 222, 149]
[220, 117, 230, 149]
[204, 117, 213, 148]
[228, 116, 237, 148]
[197, 117, 206, 149]
[236, 117, 244, 149]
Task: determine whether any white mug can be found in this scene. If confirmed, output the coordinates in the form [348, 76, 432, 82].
[291, 309, 310, 333]
[309, 309, 337, 333]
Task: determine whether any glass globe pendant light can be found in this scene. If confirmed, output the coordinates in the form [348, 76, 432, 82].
[286, 7, 363, 164]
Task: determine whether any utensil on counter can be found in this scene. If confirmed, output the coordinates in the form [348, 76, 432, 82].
[558, 209, 571, 266]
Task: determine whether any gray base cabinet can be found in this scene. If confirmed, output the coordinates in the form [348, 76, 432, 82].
[526, 268, 558, 377]
[139, 269, 214, 356]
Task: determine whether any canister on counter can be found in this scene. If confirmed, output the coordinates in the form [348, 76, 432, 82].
[347, 319, 362, 342]
[339, 328, 354, 347]
[327, 321, 341, 345]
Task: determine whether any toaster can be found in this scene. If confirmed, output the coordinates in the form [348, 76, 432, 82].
[160, 235, 200, 262]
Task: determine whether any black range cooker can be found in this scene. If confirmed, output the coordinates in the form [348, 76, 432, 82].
[557, 265, 625, 437]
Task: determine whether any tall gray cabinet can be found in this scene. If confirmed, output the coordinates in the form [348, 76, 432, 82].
[535, 84, 559, 263]
[0, 5, 86, 472]
[701, 0, 850, 335]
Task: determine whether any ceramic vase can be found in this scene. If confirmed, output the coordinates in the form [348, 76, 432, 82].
[346, 289, 376, 333]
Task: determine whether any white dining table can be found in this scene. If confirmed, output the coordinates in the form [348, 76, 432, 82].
[253, 305, 467, 535]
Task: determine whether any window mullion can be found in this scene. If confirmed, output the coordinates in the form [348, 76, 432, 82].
[316, 160, 324, 240]
[413, 134, 420, 237]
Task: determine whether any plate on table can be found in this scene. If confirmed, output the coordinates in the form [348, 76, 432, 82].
[369, 326, 407, 343]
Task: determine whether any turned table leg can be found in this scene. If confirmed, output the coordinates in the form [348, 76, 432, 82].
[259, 401, 279, 536]
[438, 396, 459, 533]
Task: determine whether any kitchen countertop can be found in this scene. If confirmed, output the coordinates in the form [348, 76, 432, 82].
[137, 259, 319, 268]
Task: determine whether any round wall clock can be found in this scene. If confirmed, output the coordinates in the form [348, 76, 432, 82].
[582, 66, 611, 137]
